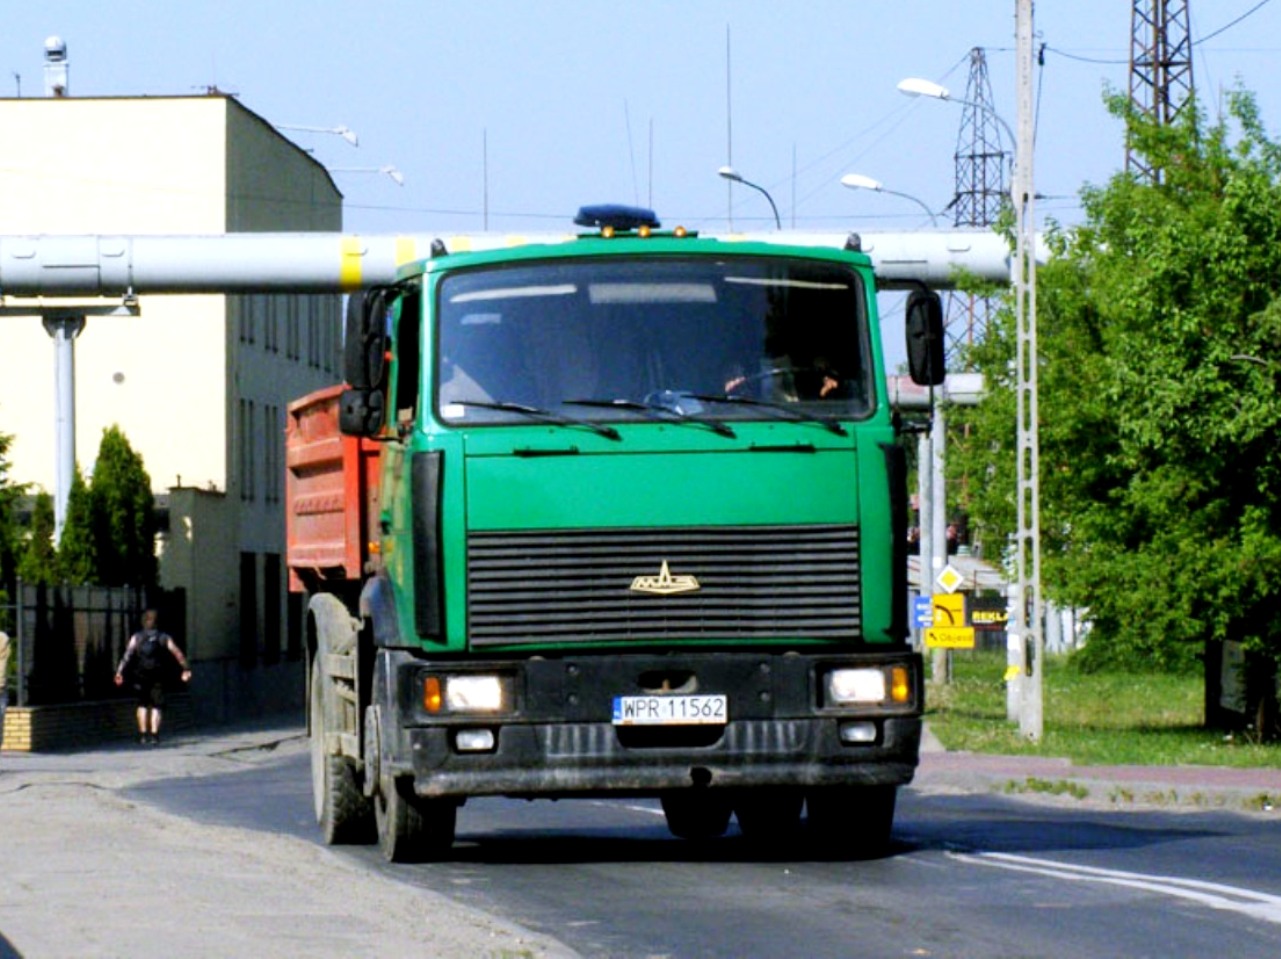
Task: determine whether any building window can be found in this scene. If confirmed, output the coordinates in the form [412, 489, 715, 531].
[286, 298, 300, 361]
[238, 399, 247, 500]
[239, 551, 258, 668]
[244, 295, 257, 346]
[239, 399, 257, 502]
[263, 553, 282, 666]
[262, 404, 282, 504]
[286, 591, 303, 662]
[323, 295, 340, 374]
[307, 297, 320, 369]
[264, 296, 279, 354]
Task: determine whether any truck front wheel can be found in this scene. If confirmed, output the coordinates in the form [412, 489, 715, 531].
[805, 784, 897, 859]
[661, 791, 733, 841]
[374, 776, 458, 863]
[310, 657, 373, 844]
[734, 789, 805, 844]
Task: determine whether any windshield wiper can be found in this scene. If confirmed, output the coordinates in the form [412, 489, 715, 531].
[449, 399, 621, 440]
[563, 397, 736, 438]
[681, 392, 848, 436]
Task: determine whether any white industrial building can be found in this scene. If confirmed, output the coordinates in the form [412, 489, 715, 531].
[0, 92, 343, 720]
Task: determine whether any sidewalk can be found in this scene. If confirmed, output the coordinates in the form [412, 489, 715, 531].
[0, 717, 579, 959]
[914, 724, 1280, 813]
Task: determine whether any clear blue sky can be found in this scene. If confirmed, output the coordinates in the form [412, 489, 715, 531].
[7, 1, 1281, 239]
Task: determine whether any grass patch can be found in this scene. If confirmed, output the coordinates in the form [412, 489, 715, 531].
[926, 648, 1281, 768]
[1002, 777, 1091, 800]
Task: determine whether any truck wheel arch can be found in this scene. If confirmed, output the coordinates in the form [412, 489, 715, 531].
[360, 573, 402, 647]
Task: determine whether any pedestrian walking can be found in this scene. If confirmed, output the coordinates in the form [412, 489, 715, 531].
[113, 609, 191, 745]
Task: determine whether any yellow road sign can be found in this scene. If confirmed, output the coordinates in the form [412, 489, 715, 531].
[925, 626, 976, 650]
[932, 593, 965, 627]
[936, 564, 965, 593]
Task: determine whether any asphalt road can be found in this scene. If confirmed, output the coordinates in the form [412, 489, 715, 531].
[130, 744, 1281, 959]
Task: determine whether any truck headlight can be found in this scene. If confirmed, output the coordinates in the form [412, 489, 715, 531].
[825, 666, 913, 706]
[826, 668, 887, 704]
[445, 674, 506, 712]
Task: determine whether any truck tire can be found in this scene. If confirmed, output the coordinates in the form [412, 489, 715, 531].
[661, 791, 733, 841]
[734, 789, 805, 844]
[375, 775, 457, 863]
[310, 657, 373, 844]
[805, 784, 897, 859]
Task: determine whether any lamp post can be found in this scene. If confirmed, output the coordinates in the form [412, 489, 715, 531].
[842, 170, 943, 669]
[717, 165, 781, 229]
[898, 0, 1041, 739]
[839, 173, 939, 226]
[853, 177, 942, 673]
[275, 123, 359, 147]
[330, 165, 406, 186]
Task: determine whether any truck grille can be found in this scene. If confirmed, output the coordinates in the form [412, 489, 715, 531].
[466, 524, 860, 646]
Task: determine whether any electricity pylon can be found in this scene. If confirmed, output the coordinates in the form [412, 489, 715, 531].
[1127, 0, 1194, 182]
[945, 47, 1010, 364]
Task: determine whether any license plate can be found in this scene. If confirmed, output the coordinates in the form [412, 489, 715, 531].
[612, 694, 728, 726]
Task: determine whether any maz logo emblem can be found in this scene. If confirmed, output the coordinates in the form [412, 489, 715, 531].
[629, 560, 701, 595]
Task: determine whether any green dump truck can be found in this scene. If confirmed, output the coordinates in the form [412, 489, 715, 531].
[286, 205, 944, 861]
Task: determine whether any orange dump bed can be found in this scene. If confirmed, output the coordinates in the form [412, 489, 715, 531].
[285, 385, 382, 591]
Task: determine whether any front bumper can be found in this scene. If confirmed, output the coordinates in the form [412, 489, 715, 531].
[377, 648, 923, 801]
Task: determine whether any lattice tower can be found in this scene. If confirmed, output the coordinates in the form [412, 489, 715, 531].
[1127, 0, 1194, 182]
[945, 47, 1010, 366]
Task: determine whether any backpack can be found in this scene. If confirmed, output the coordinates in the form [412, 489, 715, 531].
[134, 630, 167, 675]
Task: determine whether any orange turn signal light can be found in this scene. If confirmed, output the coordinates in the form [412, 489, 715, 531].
[423, 676, 443, 713]
[890, 666, 910, 704]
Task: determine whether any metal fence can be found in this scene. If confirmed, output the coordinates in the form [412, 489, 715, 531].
[3, 582, 184, 707]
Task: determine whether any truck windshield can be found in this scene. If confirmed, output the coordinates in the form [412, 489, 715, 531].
[435, 255, 872, 427]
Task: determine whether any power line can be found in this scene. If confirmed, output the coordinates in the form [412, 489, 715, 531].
[1043, 0, 1277, 66]
[1198, 0, 1276, 44]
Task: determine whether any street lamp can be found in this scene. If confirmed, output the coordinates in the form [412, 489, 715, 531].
[717, 165, 781, 230]
[330, 165, 405, 186]
[839, 173, 938, 226]
[897, 78, 1016, 150]
[843, 168, 944, 682]
[276, 123, 360, 147]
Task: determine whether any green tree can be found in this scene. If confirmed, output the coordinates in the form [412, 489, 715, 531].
[88, 425, 157, 588]
[0, 430, 26, 612]
[17, 491, 59, 586]
[953, 89, 1281, 673]
[57, 468, 96, 585]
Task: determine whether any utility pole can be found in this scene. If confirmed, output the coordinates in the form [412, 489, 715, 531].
[1127, 0, 1194, 183]
[1013, 0, 1043, 741]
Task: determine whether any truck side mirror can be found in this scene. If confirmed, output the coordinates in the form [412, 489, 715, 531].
[905, 290, 946, 387]
[344, 288, 393, 391]
[338, 387, 385, 437]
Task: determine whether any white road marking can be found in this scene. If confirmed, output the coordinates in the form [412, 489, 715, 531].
[587, 800, 666, 818]
[949, 851, 1281, 926]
